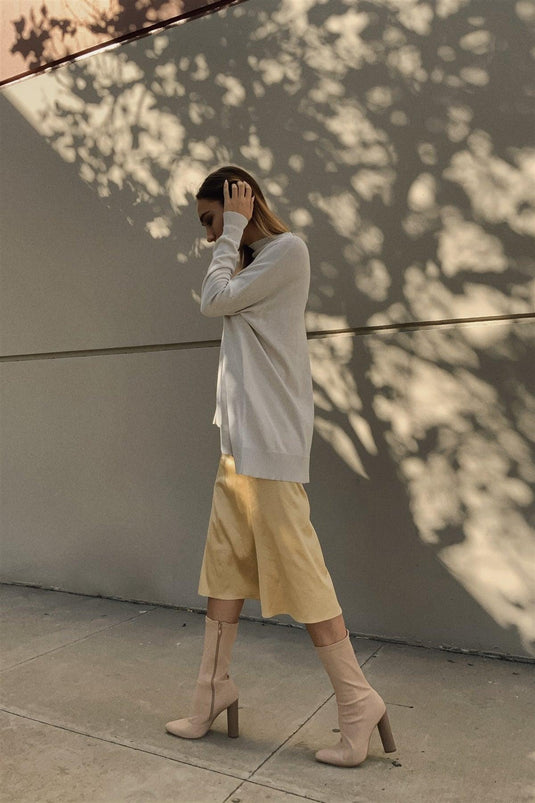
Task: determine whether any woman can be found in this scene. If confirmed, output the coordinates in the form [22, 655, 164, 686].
[165, 165, 396, 767]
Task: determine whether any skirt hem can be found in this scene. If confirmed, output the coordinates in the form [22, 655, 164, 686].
[197, 591, 342, 625]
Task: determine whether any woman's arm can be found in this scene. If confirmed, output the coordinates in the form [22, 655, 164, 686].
[200, 213, 303, 317]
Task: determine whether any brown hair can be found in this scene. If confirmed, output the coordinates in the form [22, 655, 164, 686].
[196, 164, 290, 270]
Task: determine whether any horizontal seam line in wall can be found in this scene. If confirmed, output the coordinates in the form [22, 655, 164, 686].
[1, 312, 533, 362]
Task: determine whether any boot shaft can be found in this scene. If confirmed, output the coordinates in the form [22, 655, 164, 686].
[314, 630, 375, 703]
[197, 615, 239, 686]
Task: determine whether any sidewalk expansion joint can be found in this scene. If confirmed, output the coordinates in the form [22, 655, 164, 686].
[2, 706, 328, 800]
[0, 707, 250, 782]
[224, 777, 327, 803]
[0, 609, 159, 673]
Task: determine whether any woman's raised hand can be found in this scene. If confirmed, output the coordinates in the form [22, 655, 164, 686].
[224, 179, 255, 222]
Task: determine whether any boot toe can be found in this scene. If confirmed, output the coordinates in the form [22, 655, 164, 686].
[165, 718, 204, 739]
[315, 746, 362, 767]
[315, 735, 365, 767]
[315, 747, 338, 765]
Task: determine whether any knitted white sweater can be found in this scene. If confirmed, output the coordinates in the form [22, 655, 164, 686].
[200, 211, 314, 482]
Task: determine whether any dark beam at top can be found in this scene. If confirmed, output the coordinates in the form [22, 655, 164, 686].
[0, 0, 245, 87]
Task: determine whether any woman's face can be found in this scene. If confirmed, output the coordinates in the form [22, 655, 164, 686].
[197, 198, 224, 243]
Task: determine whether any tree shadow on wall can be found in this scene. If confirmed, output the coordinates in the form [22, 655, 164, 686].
[6, 0, 535, 655]
[7, 0, 224, 72]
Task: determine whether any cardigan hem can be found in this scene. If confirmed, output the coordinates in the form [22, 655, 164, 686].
[232, 446, 310, 483]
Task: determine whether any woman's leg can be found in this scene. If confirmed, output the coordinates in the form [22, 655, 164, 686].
[207, 596, 245, 624]
[306, 613, 347, 646]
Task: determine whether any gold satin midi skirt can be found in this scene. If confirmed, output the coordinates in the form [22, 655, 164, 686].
[198, 453, 343, 623]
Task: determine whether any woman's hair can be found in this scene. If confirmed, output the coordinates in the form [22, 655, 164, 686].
[196, 165, 290, 270]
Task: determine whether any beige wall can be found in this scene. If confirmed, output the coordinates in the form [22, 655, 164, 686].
[1, 0, 534, 659]
[0, 0, 227, 86]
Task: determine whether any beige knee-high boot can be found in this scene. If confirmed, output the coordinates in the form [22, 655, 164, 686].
[165, 615, 240, 739]
[314, 629, 396, 766]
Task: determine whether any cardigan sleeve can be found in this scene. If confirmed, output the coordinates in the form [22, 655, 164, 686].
[200, 212, 301, 317]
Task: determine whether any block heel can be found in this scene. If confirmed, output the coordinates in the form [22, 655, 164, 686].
[227, 698, 239, 738]
[377, 710, 396, 753]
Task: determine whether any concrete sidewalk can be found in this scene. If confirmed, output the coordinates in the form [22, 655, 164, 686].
[1, 584, 533, 803]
